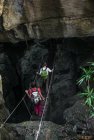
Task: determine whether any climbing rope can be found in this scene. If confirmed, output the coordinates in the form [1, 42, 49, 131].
[22, 38, 45, 118]
[34, 55, 44, 85]
[0, 39, 55, 133]
[23, 98, 32, 119]
[34, 74, 38, 83]
[35, 65, 54, 140]
[0, 94, 33, 129]
[35, 46, 57, 140]
[0, 94, 26, 129]
[0, 85, 33, 129]
[23, 55, 45, 121]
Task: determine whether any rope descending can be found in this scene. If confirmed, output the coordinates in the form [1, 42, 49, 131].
[35, 66, 54, 140]
[0, 94, 26, 129]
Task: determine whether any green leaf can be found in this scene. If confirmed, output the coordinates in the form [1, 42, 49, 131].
[85, 97, 92, 107]
[80, 92, 88, 96]
[91, 96, 94, 99]
[77, 78, 85, 85]
[78, 62, 94, 113]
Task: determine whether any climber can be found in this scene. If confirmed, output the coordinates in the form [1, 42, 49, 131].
[37, 62, 53, 92]
[25, 82, 45, 117]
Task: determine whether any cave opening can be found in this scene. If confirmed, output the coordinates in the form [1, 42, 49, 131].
[1, 37, 94, 124]
[0, 39, 57, 123]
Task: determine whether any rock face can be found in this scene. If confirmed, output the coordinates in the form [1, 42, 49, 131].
[1, 38, 94, 124]
[0, 38, 94, 139]
[47, 38, 94, 124]
[0, 121, 62, 140]
[6, 121, 63, 140]
[0, 0, 94, 42]
[0, 75, 9, 123]
[0, 41, 52, 121]
[0, 0, 94, 139]
[0, 75, 11, 140]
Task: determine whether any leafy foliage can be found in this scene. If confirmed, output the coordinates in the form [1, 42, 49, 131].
[77, 67, 94, 85]
[78, 62, 94, 117]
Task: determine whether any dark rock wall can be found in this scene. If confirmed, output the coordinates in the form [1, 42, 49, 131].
[0, 40, 51, 120]
[48, 38, 94, 124]
[0, 38, 94, 124]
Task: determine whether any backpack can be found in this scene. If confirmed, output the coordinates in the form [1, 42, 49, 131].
[30, 88, 41, 104]
[41, 68, 48, 80]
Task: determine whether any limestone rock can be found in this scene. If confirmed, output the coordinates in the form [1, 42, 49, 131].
[63, 100, 94, 133]
[7, 121, 62, 140]
[0, 0, 94, 42]
[0, 0, 4, 16]
[0, 75, 10, 140]
[0, 75, 9, 122]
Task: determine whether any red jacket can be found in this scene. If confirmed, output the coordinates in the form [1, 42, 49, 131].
[27, 87, 41, 96]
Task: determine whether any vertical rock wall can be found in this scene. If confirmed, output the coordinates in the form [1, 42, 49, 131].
[0, 41, 49, 120]
[0, 0, 94, 41]
[0, 74, 9, 124]
[48, 38, 94, 124]
[0, 38, 94, 124]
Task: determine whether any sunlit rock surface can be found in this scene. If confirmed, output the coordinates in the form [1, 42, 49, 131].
[0, 75, 9, 122]
[0, 0, 94, 42]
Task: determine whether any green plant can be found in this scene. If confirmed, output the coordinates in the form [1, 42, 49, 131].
[77, 62, 94, 117]
[77, 63, 94, 136]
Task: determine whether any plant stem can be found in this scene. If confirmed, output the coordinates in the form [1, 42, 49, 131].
[88, 80, 90, 88]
